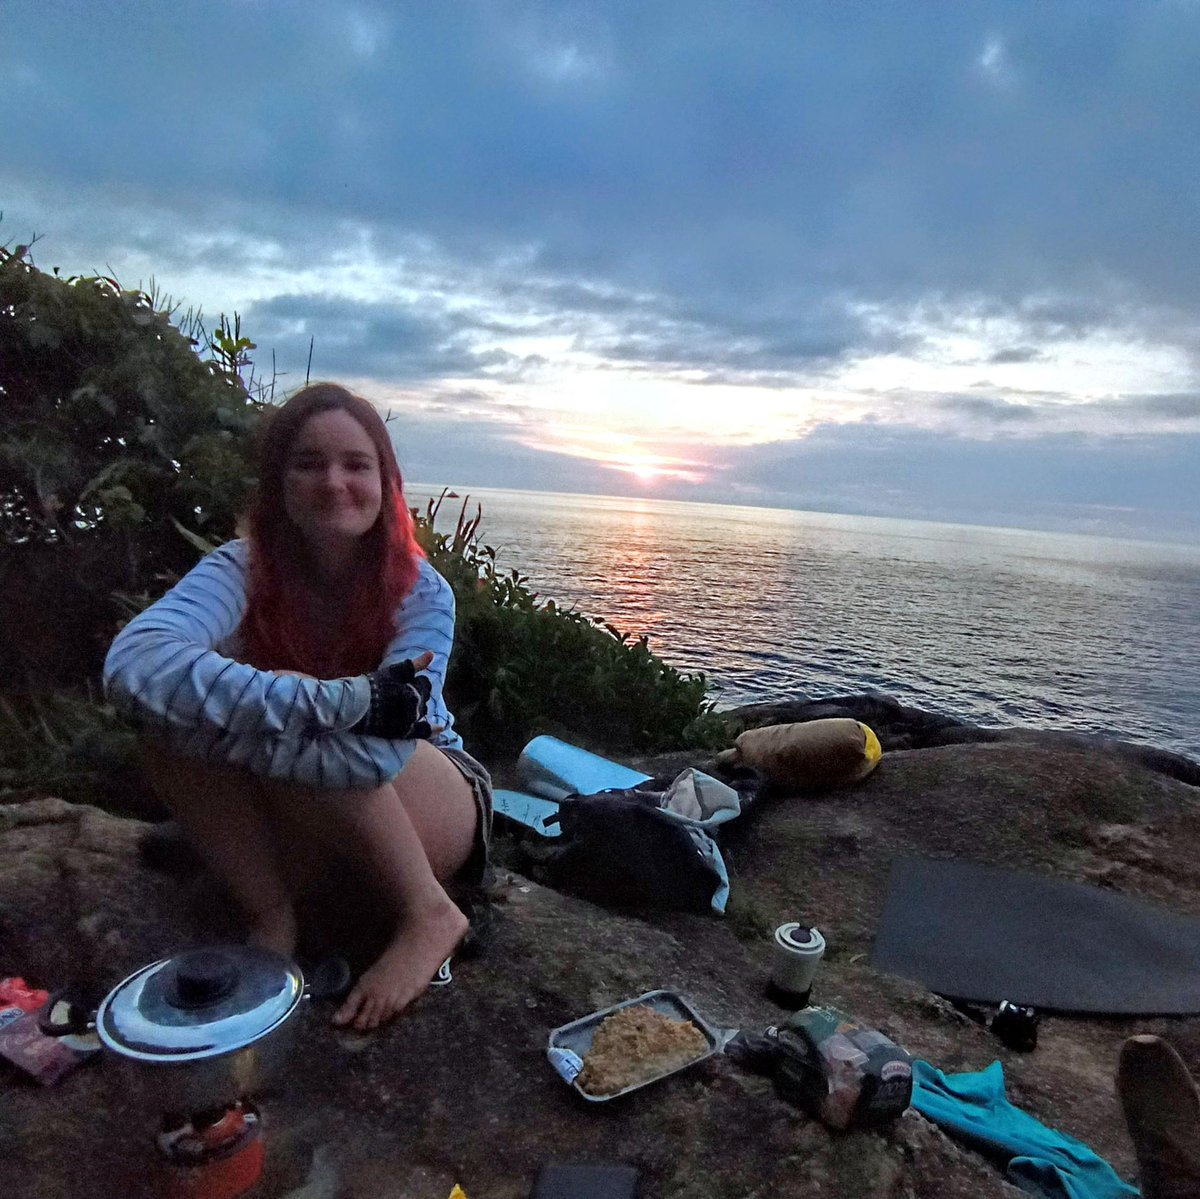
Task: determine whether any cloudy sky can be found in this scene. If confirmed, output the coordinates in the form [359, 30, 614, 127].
[5, 1, 1199, 540]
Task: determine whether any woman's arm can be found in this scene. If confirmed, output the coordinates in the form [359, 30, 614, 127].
[102, 542, 391, 784]
[103, 544, 455, 787]
[104, 541, 370, 739]
[377, 560, 461, 749]
[242, 563, 461, 781]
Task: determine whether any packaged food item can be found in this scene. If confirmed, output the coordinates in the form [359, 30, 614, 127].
[771, 1007, 912, 1130]
[0, 978, 99, 1085]
[0, 977, 48, 1017]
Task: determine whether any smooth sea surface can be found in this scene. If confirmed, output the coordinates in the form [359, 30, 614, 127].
[410, 486, 1200, 762]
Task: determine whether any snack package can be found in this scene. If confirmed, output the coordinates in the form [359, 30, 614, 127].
[771, 1007, 912, 1130]
[0, 978, 99, 1086]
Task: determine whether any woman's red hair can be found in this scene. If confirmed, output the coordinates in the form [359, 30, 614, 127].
[238, 382, 424, 678]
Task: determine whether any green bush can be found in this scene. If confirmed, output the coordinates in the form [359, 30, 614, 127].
[0, 243, 263, 687]
[0, 691, 152, 818]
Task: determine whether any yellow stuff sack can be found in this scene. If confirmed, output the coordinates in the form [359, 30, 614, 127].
[716, 718, 882, 791]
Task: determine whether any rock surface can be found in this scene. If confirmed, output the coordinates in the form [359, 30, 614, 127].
[4, 702, 1200, 1198]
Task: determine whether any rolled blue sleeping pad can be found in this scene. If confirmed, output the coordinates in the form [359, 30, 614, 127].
[517, 734, 652, 801]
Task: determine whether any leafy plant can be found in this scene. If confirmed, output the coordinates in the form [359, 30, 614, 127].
[0, 691, 157, 817]
[0, 242, 265, 687]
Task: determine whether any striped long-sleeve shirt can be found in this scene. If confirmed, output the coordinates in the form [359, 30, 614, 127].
[103, 539, 463, 789]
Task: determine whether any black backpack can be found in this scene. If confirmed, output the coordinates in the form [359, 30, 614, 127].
[518, 787, 723, 913]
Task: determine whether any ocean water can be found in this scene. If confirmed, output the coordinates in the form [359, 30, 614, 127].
[410, 486, 1200, 761]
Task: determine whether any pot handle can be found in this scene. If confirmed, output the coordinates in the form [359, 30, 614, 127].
[303, 956, 352, 1003]
[37, 989, 97, 1037]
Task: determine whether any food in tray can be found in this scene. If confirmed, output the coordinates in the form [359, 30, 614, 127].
[576, 1004, 709, 1096]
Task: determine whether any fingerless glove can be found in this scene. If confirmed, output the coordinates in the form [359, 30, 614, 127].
[351, 660, 434, 739]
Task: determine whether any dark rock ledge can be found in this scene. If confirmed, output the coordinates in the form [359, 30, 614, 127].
[714, 695, 1200, 786]
[4, 698, 1199, 1197]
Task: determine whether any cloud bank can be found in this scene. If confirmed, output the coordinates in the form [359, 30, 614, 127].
[4, 1, 1199, 537]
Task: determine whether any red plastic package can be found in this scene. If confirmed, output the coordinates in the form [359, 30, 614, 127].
[0, 977, 50, 1016]
[0, 977, 97, 1085]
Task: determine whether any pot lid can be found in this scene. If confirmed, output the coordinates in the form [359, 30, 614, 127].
[97, 946, 304, 1063]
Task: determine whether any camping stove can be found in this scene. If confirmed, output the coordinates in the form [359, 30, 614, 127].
[155, 1101, 264, 1199]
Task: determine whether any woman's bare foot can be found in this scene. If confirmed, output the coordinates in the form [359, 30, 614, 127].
[246, 902, 299, 957]
[332, 898, 469, 1031]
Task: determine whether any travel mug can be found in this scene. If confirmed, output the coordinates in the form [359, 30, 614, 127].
[767, 923, 826, 1008]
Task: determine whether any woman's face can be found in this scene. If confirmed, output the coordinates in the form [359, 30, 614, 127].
[283, 408, 384, 549]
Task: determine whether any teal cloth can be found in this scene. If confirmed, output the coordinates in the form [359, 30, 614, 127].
[912, 1060, 1139, 1199]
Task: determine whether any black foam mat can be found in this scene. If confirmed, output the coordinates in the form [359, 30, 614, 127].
[871, 855, 1200, 1014]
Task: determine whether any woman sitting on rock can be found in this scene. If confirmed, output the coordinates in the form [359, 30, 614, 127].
[104, 382, 491, 1031]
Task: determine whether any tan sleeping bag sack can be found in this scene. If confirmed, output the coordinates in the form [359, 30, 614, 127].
[717, 718, 882, 790]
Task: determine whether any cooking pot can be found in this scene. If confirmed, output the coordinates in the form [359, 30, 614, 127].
[40, 945, 347, 1113]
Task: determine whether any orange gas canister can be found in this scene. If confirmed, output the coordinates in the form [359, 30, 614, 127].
[156, 1102, 265, 1199]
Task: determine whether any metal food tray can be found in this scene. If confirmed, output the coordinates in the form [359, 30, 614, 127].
[547, 989, 720, 1102]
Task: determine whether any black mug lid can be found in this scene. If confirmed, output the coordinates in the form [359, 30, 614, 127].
[777, 923, 823, 951]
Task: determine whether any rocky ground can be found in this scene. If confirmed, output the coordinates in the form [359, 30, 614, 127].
[4, 696, 1200, 1198]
